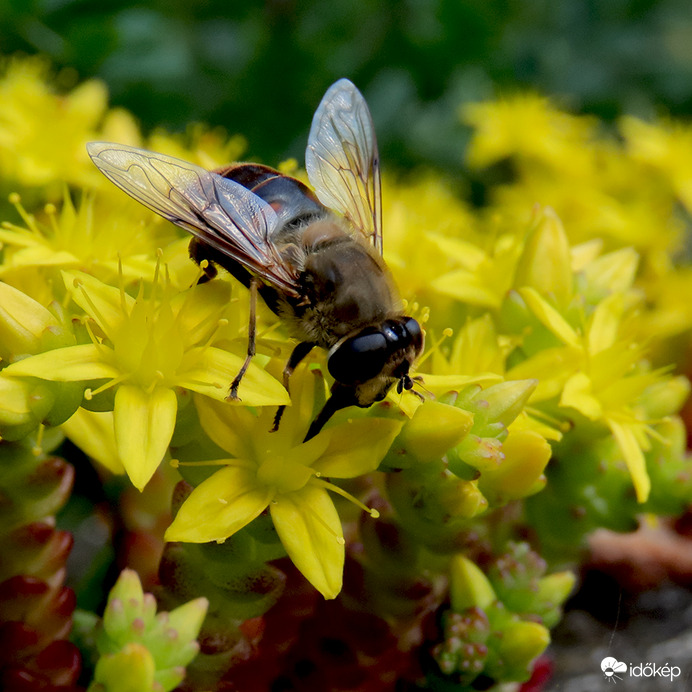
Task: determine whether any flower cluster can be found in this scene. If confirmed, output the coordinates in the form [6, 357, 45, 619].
[1, 55, 692, 690]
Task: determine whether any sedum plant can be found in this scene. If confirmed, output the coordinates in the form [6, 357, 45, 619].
[0, 54, 691, 690]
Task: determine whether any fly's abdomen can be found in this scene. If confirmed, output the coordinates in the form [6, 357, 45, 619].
[215, 163, 328, 234]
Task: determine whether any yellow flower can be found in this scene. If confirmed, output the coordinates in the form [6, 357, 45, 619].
[167, 366, 403, 599]
[0, 190, 174, 288]
[3, 268, 289, 489]
[381, 174, 478, 311]
[430, 233, 523, 310]
[463, 94, 596, 171]
[147, 124, 246, 172]
[621, 115, 692, 214]
[508, 285, 661, 503]
[0, 56, 108, 192]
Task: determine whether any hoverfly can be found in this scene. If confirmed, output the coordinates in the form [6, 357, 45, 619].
[87, 79, 423, 441]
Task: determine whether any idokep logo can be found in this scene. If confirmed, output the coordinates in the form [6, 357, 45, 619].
[600, 656, 682, 684]
[601, 658, 627, 683]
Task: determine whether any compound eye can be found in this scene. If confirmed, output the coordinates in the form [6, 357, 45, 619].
[404, 317, 423, 352]
[328, 330, 388, 384]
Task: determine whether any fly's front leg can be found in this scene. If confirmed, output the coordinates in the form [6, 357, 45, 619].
[271, 341, 315, 432]
[228, 277, 259, 401]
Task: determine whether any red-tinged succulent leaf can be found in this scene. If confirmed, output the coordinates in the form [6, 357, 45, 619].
[34, 641, 82, 686]
[0, 523, 73, 584]
[1, 458, 74, 531]
[0, 577, 75, 643]
[0, 622, 40, 666]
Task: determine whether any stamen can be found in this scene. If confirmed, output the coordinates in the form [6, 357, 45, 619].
[312, 477, 380, 518]
[74, 279, 114, 335]
[44, 203, 59, 237]
[145, 371, 165, 395]
[8, 193, 39, 234]
[190, 259, 210, 287]
[643, 421, 671, 445]
[83, 191, 94, 241]
[416, 327, 453, 368]
[525, 406, 571, 432]
[32, 424, 45, 456]
[82, 317, 106, 353]
[173, 458, 250, 468]
[118, 254, 128, 315]
[85, 373, 129, 399]
[201, 318, 230, 350]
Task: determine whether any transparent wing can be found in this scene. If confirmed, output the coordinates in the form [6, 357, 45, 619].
[87, 142, 299, 295]
[305, 79, 383, 254]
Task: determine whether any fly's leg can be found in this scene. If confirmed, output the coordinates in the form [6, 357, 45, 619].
[228, 277, 259, 401]
[271, 341, 315, 432]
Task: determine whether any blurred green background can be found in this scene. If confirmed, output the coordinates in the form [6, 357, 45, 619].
[4, 0, 692, 177]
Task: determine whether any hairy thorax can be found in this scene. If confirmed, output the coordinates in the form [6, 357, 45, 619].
[277, 220, 400, 348]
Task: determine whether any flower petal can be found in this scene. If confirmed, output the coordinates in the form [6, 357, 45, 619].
[193, 394, 256, 458]
[313, 418, 403, 478]
[114, 384, 177, 490]
[62, 408, 124, 474]
[270, 485, 344, 599]
[62, 270, 133, 332]
[608, 419, 651, 503]
[560, 372, 603, 420]
[3, 344, 119, 381]
[519, 287, 580, 347]
[165, 464, 272, 542]
[177, 346, 290, 406]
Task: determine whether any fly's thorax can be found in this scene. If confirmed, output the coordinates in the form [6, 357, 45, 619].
[286, 220, 400, 346]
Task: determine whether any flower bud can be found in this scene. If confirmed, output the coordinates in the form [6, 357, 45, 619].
[389, 400, 473, 466]
[95, 569, 207, 692]
[478, 429, 551, 505]
[470, 379, 538, 431]
[0, 376, 39, 439]
[535, 571, 576, 627]
[92, 642, 156, 692]
[452, 434, 504, 473]
[642, 375, 690, 418]
[496, 620, 550, 673]
[450, 555, 496, 612]
[0, 283, 60, 361]
[431, 607, 490, 680]
[438, 478, 488, 520]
